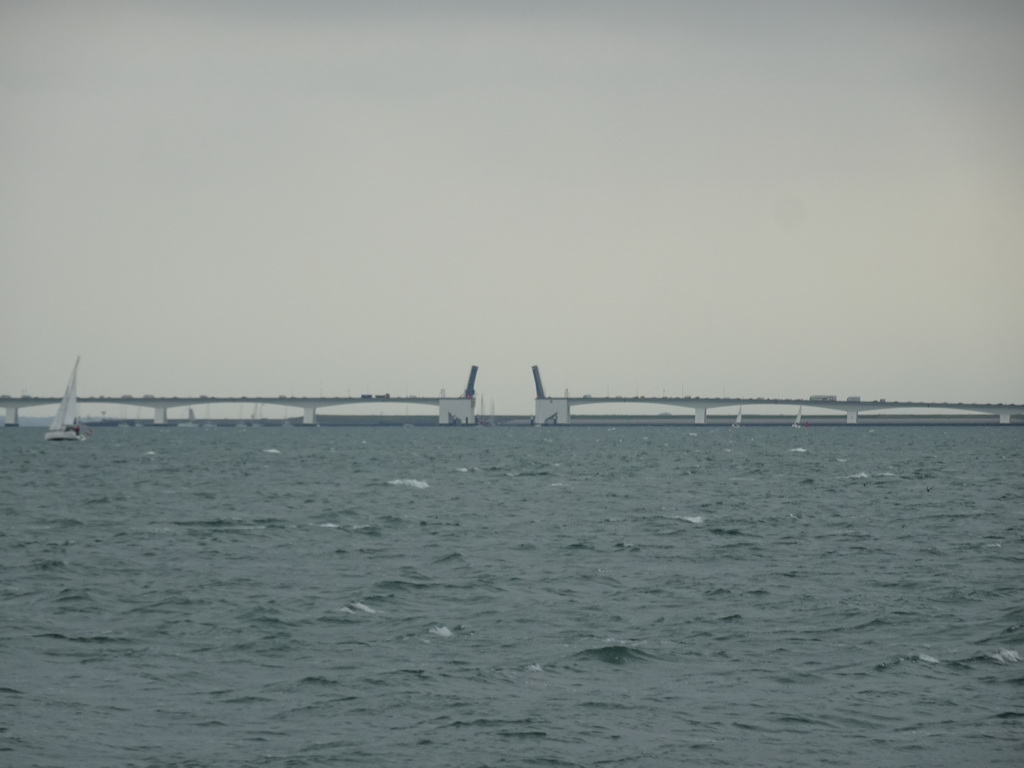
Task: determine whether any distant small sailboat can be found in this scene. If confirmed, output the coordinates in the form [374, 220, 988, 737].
[178, 407, 199, 427]
[45, 357, 86, 441]
[792, 406, 803, 428]
[732, 406, 743, 427]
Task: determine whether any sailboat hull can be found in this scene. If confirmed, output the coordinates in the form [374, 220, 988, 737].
[45, 430, 85, 441]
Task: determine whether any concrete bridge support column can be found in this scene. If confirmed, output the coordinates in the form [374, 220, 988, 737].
[303, 407, 317, 426]
[694, 408, 706, 425]
[4, 407, 17, 426]
[439, 397, 476, 425]
[999, 412, 1010, 425]
[534, 398, 569, 426]
[847, 410, 858, 425]
[153, 406, 168, 425]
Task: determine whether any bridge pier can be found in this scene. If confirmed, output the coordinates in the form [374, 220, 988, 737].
[303, 406, 317, 426]
[437, 366, 480, 425]
[534, 398, 569, 425]
[847, 410, 858, 425]
[999, 412, 1010, 425]
[153, 406, 168, 425]
[694, 407, 706, 425]
[439, 397, 476, 425]
[4, 407, 17, 426]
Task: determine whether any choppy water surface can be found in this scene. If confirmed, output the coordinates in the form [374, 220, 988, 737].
[2, 426, 1022, 767]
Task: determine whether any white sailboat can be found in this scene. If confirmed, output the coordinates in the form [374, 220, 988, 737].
[732, 406, 743, 427]
[45, 357, 86, 441]
[792, 406, 803, 428]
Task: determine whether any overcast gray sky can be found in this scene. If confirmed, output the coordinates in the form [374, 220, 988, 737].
[2, 1, 1022, 414]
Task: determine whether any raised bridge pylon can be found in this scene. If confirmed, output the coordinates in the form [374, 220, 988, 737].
[438, 366, 478, 425]
[532, 366, 570, 425]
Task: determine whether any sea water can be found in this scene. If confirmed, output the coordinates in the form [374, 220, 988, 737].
[1, 426, 1021, 767]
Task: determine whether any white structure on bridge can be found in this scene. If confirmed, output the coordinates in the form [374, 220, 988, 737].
[531, 366, 570, 425]
[438, 365, 478, 425]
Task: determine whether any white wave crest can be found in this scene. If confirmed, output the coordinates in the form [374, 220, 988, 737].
[847, 472, 870, 479]
[992, 648, 1022, 664]
[430, 625, 453, 638]
[918, 653, 940, 664]
[456, 467, 469, 472]
[527, 663, 543, 672]
[352, 602, 377, 614]
[388, 479, 429, 489]
[789, 448, 807, 453]
[263, 448, 281, 454]
[683, 515, 704, 524]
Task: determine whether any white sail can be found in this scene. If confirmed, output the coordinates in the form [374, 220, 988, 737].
[792, 406, 802, 428]
[733, 406, 743, 427]
[46, 357, 84, 441]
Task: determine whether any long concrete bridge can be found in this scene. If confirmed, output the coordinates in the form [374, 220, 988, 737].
[529, 367, 1022, 425]
[1, 367, 481, 427]
[3, 364, 1020, 427]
